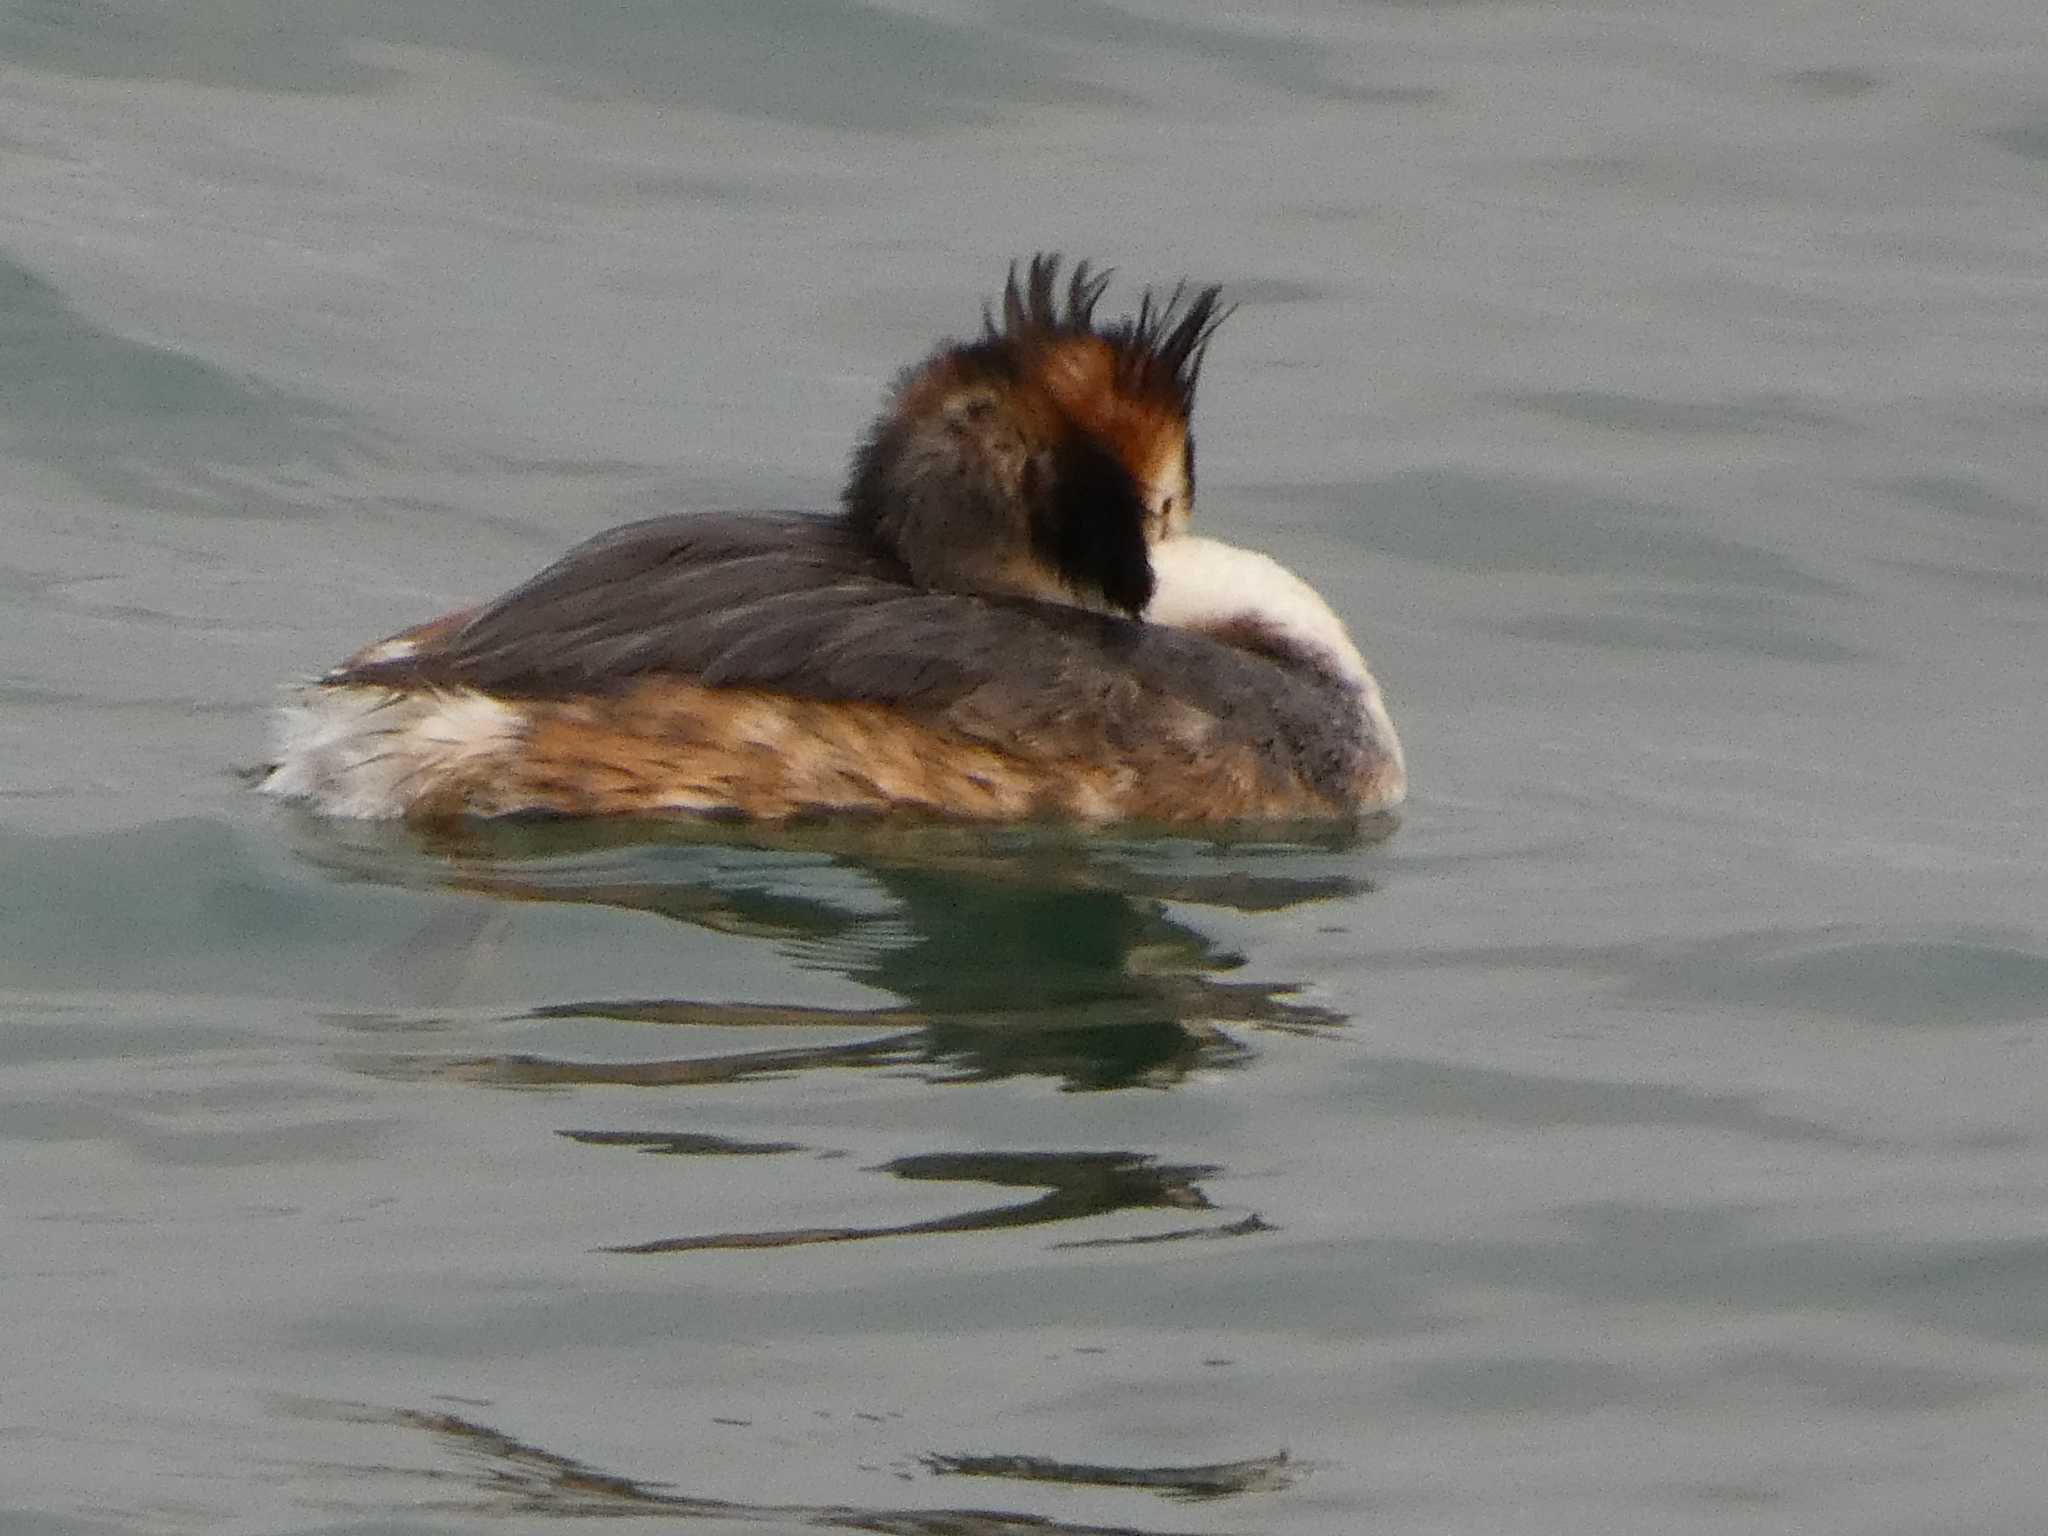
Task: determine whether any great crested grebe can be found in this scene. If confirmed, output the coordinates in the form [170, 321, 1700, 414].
[261, 256, 1405, 824]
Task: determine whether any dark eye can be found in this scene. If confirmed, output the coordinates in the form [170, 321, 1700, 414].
[1160, 496, 1176, 517]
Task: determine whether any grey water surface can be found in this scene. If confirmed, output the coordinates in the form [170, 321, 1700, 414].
[4, 3, 2048, 1533]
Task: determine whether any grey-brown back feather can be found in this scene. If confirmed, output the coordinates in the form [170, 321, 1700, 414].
[334, 512, 1366, 800]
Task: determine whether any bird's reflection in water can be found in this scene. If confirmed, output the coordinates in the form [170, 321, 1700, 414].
[321, 814, 1385, 1093]
[300, 813, 1388, 1247]
[555, 1141, 1270, 1253]
[304, 1400, 1263, 1533]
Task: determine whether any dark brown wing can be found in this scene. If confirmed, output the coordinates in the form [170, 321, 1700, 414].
[332, 513, 897, 692]
[335, 511, 1368, 802]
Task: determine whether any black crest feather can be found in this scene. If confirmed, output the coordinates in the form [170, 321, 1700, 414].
[1109, 277, 1234, 414]
[984, 253, 1233, 414]
[983, 252, 1115, 340]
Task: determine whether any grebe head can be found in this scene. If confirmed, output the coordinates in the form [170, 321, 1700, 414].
[844, 254, 1231, 616]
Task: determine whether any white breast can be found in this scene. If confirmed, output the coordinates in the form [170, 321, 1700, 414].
[1143, 535, 1405, 802]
